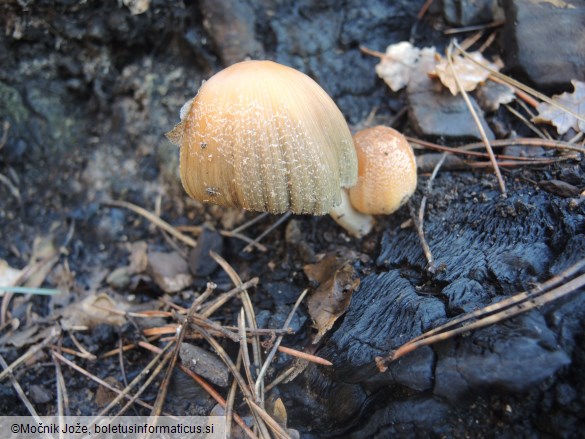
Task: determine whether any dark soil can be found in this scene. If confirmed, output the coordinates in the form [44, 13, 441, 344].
[1, 1, 584, 438]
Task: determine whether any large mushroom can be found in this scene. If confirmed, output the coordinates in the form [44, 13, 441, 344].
[168, 61, 416, 239]
[167, 60, 358, 216]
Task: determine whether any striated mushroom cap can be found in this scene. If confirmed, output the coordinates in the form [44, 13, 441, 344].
[349, 126, 417, 215]
[170, 60, 357, 215]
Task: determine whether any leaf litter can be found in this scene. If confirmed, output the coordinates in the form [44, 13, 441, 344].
[534, 80, 585, 134]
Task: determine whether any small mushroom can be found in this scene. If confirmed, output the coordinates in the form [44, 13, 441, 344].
[168, 60, 357, 215]
[329, 126, 417, 237]
[350, 126, 417, 214]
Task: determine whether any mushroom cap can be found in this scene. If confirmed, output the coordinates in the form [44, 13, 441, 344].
[175, 60, 357, 215]
[348, 126, 417, 215]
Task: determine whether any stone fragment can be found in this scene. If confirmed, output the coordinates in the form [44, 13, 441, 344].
[443, 0, 504, 26]
[407, 47, 494, 140]
[146, 251, 193, 293]
[188, 227, 223, 277]
[434, 312, 570, 401]
[179, 343, 229, 387]
[201, 0, 264, 65]
[501, 0, 585, 88]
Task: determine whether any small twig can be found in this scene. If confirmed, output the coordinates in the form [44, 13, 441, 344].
[118, 337, 129, 388]
[200, 277, 260, 318]
[68, 332, 98, 361]
[454, 40, 585, 125]
[408, 201, 434, 273]
[109, 346, 174, 419]
[177, 225, 267, 252]
[0, 326, 61, 382]
[359, 46, 386, 59]
[408, 152, 448, 273]
[150, 292, 202, 418]
[0, 286, 61, 295]
[190, 322, 271, 439]
[225, 351, 242, 439]
[0, 353, 41, 419]
[243, 211, 292, 253]
[478, 31, 497, 53]
[247, 398, 292, 439]
[409, 137, 557, 162]
[504, 104, 549, 139]
[255, 289, 309, 396]
[376, 258, 585, 370]
[277, 346, 333, 367]
[97, 341, 173, 417]
[447, 40, 506, 196]
[238, 309, 258, 432]
[226, 327, 294, 336]
[52, 350, 164, 413]
[51, 350, 69, 417]
[417, 0, 435, 19]
[188, 313, 240, 342]
[0, 172, 21, 203]
[231, 212, 270, 234]
[444, 19, 505, 35]
[264, 367, 297, 393]
[144, 324, 291, 340]
[464, 138, 585, 154]
[139, 341, 258, 439]
[221, 230, 268, 252]
[458, 30, 485, 51]
[465, 158, 571, 168]
[488, 76, 539, 108]
[210, 252, 263, 385]
[102, 200, 197, 247]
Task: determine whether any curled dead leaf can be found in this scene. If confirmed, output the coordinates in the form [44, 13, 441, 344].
[307, 264, 360, 344]
[431, 52, 501, 96]
[0, 259, 22, 288]
[534, 80, 585, 134]
[374, 42, 436, 92]
[60, 293, 126, 330]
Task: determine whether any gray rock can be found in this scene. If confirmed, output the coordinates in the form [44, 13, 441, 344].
[409, 89, 495, 140]
[501, 0, 585, 89]
[147, 251, 193, 293]
[179, 343, 230, 387]
[201, 0, 264, 65]
[407, 48, 495, 140]
[188, 227, 223, 277]
[443, 0, 504, 26]
[434, 311, 571, 402]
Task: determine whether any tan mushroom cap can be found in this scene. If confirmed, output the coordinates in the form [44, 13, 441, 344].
[173, 60, 357, 215]
[349, 126, 417, 215]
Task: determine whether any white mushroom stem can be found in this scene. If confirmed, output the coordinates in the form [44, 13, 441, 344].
[329, 190, 374, 238]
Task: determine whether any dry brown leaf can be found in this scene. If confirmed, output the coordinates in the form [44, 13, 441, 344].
[0, 259, 22, 287]
[60, 293, 126, 330]
[307, 264, 360, 344]
[431, 52, 501, 96]
[303, 248, 358, 285]
[374, 42, 436, 92]
[271, 398, 288, 428]
[534, 80, 585, 134]
[122, 0, 150, 15]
